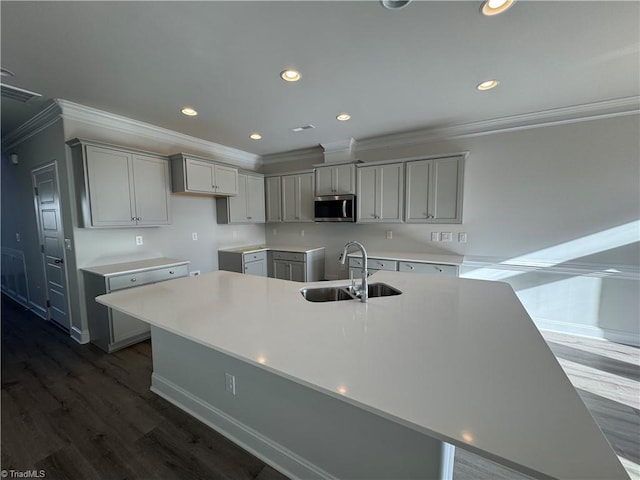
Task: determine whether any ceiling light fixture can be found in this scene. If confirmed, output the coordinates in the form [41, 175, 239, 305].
[476, 79, 500, 91]
[181, 107, 198, 116]
[336, 113, 351, 121]
[250, 133, 262, 140]
[381, 0, 412, 10]
[481, 0, 515, 16]
[280, 69, 301, 82]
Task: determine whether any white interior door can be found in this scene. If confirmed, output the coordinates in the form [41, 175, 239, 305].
[32, 163, 70, 331]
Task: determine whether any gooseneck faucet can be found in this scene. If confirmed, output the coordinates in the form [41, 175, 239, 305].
[339, 241, 368, 303]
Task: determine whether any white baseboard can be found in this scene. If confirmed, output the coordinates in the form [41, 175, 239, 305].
[533, 317, 640, 347]
[151, 373, 335, 480]
[71, 326, 91, 344]
[29, 301, 48, 320]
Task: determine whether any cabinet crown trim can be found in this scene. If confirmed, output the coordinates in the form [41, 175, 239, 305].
[67, 138, 169, 160]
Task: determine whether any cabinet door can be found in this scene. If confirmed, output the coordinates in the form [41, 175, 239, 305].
[357, 166, 379, 222]
[315, 167, 334, 196]
[430, 157, 463, 223]
[405, 159, 432, 222]
[273, 259, 290, 280]
[214, 164, 239, 195]
[246, 174, 266, 222]
[290, 261, 306, 282]
[282, 175, 298, 222]
[228, 174, 249, 222]
[335, 164, 355, 194]
[298, 173, 315, 222]
[244, 259, 267, 277]
[265, 177, 282, 222]
[85, 145, 136, 226]
[379, 163, 403, 222]
[132, 154, 170, 226]
[185, 159, 215, 193]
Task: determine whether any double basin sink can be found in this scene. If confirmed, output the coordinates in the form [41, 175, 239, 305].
[301, 283, 401, 302]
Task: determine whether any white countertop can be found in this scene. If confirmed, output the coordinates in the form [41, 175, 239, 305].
[96, 271, 627, 479]
[81, 257, 190, 277]
[219, 245, 325, 254]
[348, 251, 463, 265]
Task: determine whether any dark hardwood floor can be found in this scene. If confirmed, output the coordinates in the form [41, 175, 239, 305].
[2, 295, 638, 479]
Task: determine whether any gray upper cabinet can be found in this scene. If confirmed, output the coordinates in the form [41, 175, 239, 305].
[265, 176, 282, 223]
[405, 156, 464, 224]
[170, 154, 238, 196]
[282, 172, 314, 222]
[68, 139, 171, 228]
[315, 164, 355, 195]
[357, 163, 404, 223]
[217, 172, 265, 224]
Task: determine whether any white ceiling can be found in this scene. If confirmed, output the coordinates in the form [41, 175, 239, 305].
[2, 1, 638, 156]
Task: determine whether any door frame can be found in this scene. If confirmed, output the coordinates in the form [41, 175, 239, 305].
[31, 160, 72, 331]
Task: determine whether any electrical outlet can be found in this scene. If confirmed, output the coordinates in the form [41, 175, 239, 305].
[272, 228, 277, 236]
[442, 232, 453, 243]
[431, 232, 440, 242]
[135, 236, 143, 246]
[190, 270, 200, 277]
[386, 231, 393, 240]
[192, 232, 198, 241]
[15, 233, 20, 242]
[65, 239, 72, 250]
[300, 229, 305, 237]
[225, 373, 236, 395]
[459, 232, 468, 243]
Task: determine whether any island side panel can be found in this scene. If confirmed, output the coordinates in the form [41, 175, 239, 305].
[150, 326, 452, 480]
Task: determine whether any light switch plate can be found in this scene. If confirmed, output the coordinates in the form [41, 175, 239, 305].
[459, 232, 468, 243]
[431, 232, 440, 242]
[442, 232, 453, 243]
[192, 232, 198, 241]
[225, 373, 236, 395]
[386, 231, 393, 240]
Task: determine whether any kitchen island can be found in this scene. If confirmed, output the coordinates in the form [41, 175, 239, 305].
[96, 270, 628, 479]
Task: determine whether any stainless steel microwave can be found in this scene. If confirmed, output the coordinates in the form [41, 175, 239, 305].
[314, 194, 356, 222]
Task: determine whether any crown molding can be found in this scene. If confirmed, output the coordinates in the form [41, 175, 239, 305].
[262, 146, 324, 165]
[357, 96, 640, 152]
[55, 99, 261, 169]
[2, 101, 62, 152]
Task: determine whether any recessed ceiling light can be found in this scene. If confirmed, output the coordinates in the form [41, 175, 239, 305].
[0, 68, 15, 77]
[476, 80, 500, 91]
[380, 0, 411, 10]
[280, 69, 301, 82]
[481, 0, 515, 16]
[181, 107, 198, 116]
[250, 133, 262, 140]
[336, 113, 351, 121]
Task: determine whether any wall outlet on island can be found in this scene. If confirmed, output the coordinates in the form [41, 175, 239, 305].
[225, 373, 236, 395]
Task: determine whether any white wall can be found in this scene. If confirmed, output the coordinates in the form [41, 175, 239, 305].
[264, 114, 640, 344]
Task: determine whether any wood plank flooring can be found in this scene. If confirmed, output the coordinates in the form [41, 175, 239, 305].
[2, 296, 638, 479]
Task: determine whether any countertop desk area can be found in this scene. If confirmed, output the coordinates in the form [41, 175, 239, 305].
[96, 270, 628, 479]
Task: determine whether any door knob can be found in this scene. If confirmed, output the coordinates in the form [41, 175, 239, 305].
[54, 258, 64, 264]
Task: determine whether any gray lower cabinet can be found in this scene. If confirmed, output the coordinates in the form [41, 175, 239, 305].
[218, 250, 268, 277]
[269, 249, 325, 282]
[83, 259, 189, 352]
[349, 257, 459, 278]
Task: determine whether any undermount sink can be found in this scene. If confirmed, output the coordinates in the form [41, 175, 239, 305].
[300, 283, 402, 302]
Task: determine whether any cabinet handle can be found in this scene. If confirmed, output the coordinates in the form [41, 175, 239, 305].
[137, 217, 142, 221]
[247, 216, 252, 219]
[130, 278, 137, 283]
[169, 271, 174, 275]
[131, 217, 136, 221]
[407, 264, 414, 270]
[435, 267, 443, 272]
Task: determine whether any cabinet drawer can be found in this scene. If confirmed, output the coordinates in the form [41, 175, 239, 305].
[398, 262, 458, 277]
[243, 251, 267, 263]
[349, 257, 397, 271]
[272, 251, 305, 262]
[108, 264, 189, 291]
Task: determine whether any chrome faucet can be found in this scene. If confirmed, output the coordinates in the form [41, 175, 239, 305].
[339, 241, 368, 303]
